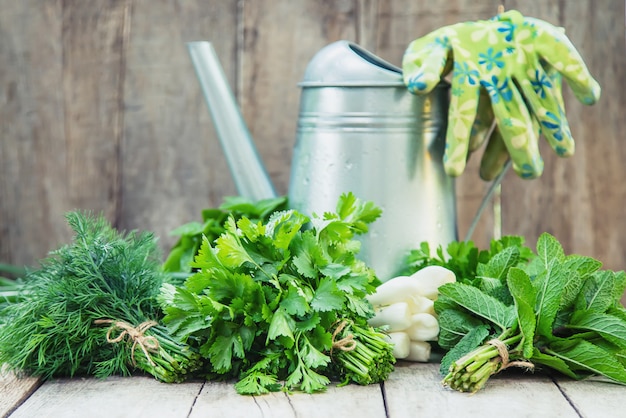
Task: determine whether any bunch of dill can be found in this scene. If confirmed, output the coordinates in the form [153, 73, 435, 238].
[0, 211, 201, 382]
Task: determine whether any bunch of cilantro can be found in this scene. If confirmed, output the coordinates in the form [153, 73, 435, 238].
[411, 233, 626, 392]
[159, 193, 396, 394]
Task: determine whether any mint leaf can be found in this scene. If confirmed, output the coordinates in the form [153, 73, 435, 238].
[547, 338, 626, 384]
[437, 308, 487, 350]
[559, 273, 583, 313]
[536, 232, 565, 265]
[569, 311, 626, 349]
[477, 246, 520, 281]
[476, 276, 512, 305]
[575, 270, 616, 313]
[530, 348, 579, 379]
[475, 246, 520, 304]
[557, 255, 602, 311]
[563, 254, 602, 277]
[440, 324, 490, 375]
[433, 294, 461, 313]
[507, 267, 537, 358]
[612, 271, 626, 304]
[438, 282, 516, 332]
[532, 233, 568, 339]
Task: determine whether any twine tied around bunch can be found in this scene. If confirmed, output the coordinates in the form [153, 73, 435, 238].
[487, 339, 534, 372]
[330, 320, 357, 355]
[94, 319, 160, 367]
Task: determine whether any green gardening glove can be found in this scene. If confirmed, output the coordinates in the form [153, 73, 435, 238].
[402, 10, 601, 179]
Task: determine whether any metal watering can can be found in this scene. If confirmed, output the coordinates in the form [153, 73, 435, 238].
[187, 41, 457, 281]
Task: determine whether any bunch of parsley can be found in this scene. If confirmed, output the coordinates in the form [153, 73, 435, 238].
[427, 233, 626, 392]
[162, 196, 287, 276]
[160, 193, 396, 394]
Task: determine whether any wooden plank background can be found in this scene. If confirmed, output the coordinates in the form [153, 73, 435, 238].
[1, 1, 624, 279]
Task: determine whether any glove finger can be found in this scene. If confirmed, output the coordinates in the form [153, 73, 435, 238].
[469, 89, 495, 152]
[525, 17, 601, 105]
[479, 126, 510, 181]
[442, 83, 481, 176]
[516, 63, 575, 157]
[484, 75, 544, 179]
[403, 35, 451, 94]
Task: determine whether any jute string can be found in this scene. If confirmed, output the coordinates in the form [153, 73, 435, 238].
[487, 339, 534, 371]
[94, 319, 160, 366]
[331, 320, 357, 355]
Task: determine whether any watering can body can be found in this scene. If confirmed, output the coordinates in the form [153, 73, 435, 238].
[288, 41, 457, 281]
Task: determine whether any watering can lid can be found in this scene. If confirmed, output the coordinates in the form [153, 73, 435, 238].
[298, 40, 405, 87]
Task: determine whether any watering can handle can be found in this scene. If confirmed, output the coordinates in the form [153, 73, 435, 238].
[187, 42, 277, 201]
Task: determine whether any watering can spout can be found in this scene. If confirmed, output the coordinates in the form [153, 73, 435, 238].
[187, 41, 277, 201]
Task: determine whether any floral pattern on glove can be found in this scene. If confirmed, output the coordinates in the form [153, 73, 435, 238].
[402, 10, 600, 180]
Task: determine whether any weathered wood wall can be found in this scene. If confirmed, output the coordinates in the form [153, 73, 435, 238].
[1, 1, 625, 275]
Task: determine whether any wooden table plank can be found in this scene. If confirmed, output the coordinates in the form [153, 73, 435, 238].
[9, 376, 386, 418]
[555, 377, 626, 418]
[0, 367, 41, 418]
[8, 376, 204, 418]
[384, 362, 581, 418]
[188, 382, 295, 418]
[8, 364, 626, 417]
[283, 383, 386, 417]
[189, 379, 386, 418]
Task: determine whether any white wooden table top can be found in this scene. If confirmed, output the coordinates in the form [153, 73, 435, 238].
[1, 362, 624, 418]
